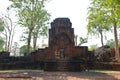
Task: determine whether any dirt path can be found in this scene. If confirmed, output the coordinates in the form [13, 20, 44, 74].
[0, 71, 120, 80]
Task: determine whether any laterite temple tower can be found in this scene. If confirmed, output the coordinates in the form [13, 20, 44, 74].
[30, 18, 88, 71]
[49, 18, 88, 60]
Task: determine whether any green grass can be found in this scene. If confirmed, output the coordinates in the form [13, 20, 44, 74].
[88, 70, 120, 73]
[0, 69, 44, 73]
[0, 69, 119, 73]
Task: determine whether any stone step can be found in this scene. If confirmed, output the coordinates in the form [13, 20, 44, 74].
[57, 62, 69, 71]
[57, 64, 67, 66]
[57, 67, 68, 71]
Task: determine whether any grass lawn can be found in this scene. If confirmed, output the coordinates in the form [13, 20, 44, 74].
[89, 70, 120, 73]
[0, 69, 119, 74]
[0, 69, 44, 73]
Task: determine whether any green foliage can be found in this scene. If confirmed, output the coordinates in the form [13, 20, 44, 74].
[19, 45, 32, 56]
[0, 19, 4, 32]
[106, 39, 120, 48]
[87, 0, 112, 46]
[100, 0, 120, 24]
[106, 39, 115, 48]
[41, 43, 48, 48]
[88, 0, 120, 54]
[78, 37, 88, 46]
[0, 37, 5, 51]
[88, 44, 98, 51]
[74, 35, 88, 46]
[0, 19, 5, 50]
[93, 0, 120, 59]
[9, 0, 50, 52]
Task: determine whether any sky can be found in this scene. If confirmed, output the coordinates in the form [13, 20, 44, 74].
[0, 0, 111, 47]
[45, 0, 90, 36]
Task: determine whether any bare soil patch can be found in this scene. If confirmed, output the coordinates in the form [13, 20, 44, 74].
[0, 70, 119, 80]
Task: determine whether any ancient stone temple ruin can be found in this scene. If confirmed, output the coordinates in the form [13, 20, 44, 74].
[32, 18, 88, 60]
[1, 18, 120, 71]
[30, 18, 88, 71]
[0, 17, 88, 71]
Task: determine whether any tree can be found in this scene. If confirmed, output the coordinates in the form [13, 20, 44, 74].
[78, 37, 88, 46]
[88, 0, 120, 61]
[9, 0, 50, 53]
[32, 9, 50, 50]
[87, 0, 111, 46]
[74, 35, 88, 46]
[0, 12, 16, 52]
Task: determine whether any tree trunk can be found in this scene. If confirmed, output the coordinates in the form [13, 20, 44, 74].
[33, 29, 39, 50]
[27, 29, 32, 54]
[4, 30, 8, 51]
[33, 36, 37, 50]
[74, 35, 77, 46]
[100, 31, 104, 46]
[7, 31, 11, 52]
[113, 22, 120, 61]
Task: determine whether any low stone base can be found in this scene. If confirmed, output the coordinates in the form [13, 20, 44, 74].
[43, 60, 86, 71]
[94, 62, 120, 70]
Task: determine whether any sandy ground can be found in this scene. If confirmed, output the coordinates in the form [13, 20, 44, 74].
[0, 70, 120, 80]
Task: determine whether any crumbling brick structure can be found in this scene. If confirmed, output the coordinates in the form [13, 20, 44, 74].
[31, 18, 88, 62]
